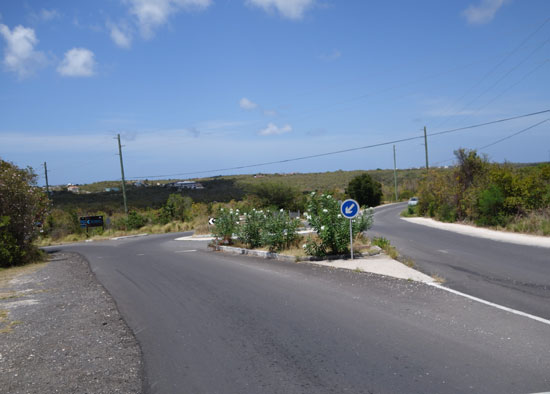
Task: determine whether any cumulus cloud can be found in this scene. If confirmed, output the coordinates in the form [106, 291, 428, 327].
[109, 23, 133, 48]
[258, 123, 292, 136]
[462, 0, 508, 24]
[57, 48, 96, 77]
[246, 0, 315, 19]
[240, 97, 258, 110]
[125, 0, 212, 38]
[0, 24, 46, 78]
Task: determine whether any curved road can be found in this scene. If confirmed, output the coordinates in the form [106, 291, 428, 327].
[371, 203, 550, 320]
[52, 233, 550, 394]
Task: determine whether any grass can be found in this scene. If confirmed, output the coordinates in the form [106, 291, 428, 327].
[431, 274, 446, 284]
[504, 209, 550, 236]
[400, 205, 419, 217]
[36, 219, 205, 246]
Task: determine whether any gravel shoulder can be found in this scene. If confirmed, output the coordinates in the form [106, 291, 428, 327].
[0, 252, 143, 394]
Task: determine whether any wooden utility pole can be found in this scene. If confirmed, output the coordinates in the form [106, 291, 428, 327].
[44, 161, 50, 197]
[424, 126, 429, 171]
[393, 145, 398, 201]
[117, 134, 128, 215]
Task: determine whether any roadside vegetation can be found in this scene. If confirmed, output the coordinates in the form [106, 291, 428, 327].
[415, 149, 550, 235]
[1, 160, 49, 267]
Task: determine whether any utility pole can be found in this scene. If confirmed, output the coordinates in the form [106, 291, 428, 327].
[393, 145, 398, 201]
[423, 126, 429, 171]
[43, 161, 50, 197]
[117, 134, 128, 215]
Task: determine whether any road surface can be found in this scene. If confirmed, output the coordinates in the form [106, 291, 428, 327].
[371, 202, 550, 320]
[52, 233, 550, 394]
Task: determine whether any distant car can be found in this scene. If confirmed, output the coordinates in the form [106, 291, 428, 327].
[408, 197, 418, 206]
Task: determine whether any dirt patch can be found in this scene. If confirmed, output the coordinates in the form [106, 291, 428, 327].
[0, 252, 143, 393]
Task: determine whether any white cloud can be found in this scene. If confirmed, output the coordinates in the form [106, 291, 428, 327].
[0, 24, 46, 78]
[246, 0, 315, 19]
[57, 48, 96, 77]
[462, 0, 508, 25]
[319, 49, 341, 61]
[39, 9, 61, 21]
[258, 123, 292, 136]
[125, 0, 212, 38]
[263, 109, 277, 116]
[240, 97, 258, 110]
[109, 23, 133, 48]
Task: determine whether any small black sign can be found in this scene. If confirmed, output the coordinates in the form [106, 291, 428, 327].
[80, 216, 104, 228]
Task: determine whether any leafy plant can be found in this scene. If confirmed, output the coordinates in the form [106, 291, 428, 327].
[212, 208, 240, 243]
[346, 174, 383, 207]
[262, 209, 300, 252]
[237, 209, 265, 248]
[0, 160, 49, 267]
[303, 193, 373, 257]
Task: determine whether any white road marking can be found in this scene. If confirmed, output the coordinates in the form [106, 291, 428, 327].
[428, 283, 550, 327]
[437, 249, 448, 254]
[136, 254, 145, 256]
[175, 250, 197, 253]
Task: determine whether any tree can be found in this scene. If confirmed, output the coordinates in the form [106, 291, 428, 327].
[0, 159, 49, 267]
[346, 174, 383, 207]
[246, 182, 304, 211]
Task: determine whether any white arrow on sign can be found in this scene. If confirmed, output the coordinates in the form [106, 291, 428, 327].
[345, 205, 354, 215]
[208, 217, 216, 225]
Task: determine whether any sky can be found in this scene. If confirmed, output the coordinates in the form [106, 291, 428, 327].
[1, 0, 549, 186]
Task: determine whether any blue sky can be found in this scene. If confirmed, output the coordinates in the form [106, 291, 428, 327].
[1, 0, 549, 185]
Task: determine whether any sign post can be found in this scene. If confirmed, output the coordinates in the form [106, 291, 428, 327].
[79, 216, 104, 235]
[340, 199, 360, 260]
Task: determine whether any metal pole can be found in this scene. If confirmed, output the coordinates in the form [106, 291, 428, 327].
[349, 219, 354, 260]
[424, 126, 429, 171]
[393, 145, 398, 201]
[117, 134, 128, 215]
[44, 161, 50, 197]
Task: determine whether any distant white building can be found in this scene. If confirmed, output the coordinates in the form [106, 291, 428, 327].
[67, 184, 80, 193]
[169, 181, 204, 190]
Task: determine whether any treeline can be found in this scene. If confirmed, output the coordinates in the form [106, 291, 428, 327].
[418, 149, 550, 233]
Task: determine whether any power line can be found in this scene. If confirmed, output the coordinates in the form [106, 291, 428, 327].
[431, 17, 550, 130]
[432, 117, 550, 166]
[130, 109, 550, 179]
[477, 118, 550, 151]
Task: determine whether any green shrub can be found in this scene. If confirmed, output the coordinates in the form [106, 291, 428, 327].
[212, 208, 240, 243]
[237, 209, 265, 248]
[0, 160, 49, 267]
[477, 185, 507, 226]
[346, 174, 383, 207]
[303, 193, 373, 257]
[262, 209, 300, 252]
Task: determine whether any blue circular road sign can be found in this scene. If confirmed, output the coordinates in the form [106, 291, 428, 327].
[341, 199, 360, 219]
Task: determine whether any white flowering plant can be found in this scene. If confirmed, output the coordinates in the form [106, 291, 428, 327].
[304, 193, 373, 257]
[212, 208, 240, 243]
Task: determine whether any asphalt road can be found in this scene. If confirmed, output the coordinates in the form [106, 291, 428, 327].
[54, 234, 550, 394]
[371, 203, 550, 320]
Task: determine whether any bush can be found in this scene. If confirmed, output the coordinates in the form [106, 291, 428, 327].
[346, 174, 383, 207]
[246, 182, 305, 211]
[237, 209, 265, 248]
[0, 160, 49, 267]
[212, 208, 240, 243]
[262, 210, 300, 252]
[477, 185, 507, 226]
[303, 193, 373, 257]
